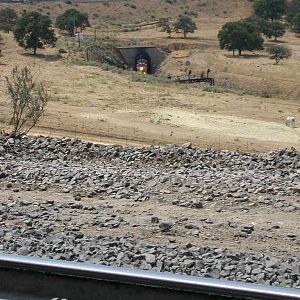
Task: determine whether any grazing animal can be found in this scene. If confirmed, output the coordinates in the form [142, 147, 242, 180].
[286, 116, 295, 128]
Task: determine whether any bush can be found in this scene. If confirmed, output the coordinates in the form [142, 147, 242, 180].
[5, 66, 50, 133]
[266, 45, 292, 64]
[86, 40, 124, 68]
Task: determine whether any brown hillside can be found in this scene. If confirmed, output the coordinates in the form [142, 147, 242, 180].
[0, 0, 252, 25]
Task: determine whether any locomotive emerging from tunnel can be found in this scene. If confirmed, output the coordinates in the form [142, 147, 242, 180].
[136, 58, 148, 74]
[135, 53, 150, 74]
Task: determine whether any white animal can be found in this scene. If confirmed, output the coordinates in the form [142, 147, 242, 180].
[286, 116, 295, 128]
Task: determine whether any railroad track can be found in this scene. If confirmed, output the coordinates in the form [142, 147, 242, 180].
[0, 254, 299, 300]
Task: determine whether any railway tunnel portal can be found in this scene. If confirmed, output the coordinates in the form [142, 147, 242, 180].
[118, 46, 166, 74]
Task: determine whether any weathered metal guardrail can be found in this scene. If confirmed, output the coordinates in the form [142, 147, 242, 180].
[0, 254, 299, 300]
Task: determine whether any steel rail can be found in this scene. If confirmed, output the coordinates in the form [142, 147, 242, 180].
[0, 253, 299, 300]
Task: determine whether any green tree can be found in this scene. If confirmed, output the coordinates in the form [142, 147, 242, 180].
[253, 0, 286, 21]
[243, 17, 285, 40]
[263, 21, 286, 40]
[266, 44, 292, 64]
[218, 20, 264, 56]
[287, 0, 300, 23]
[293, 12, 300, 33]
[55, 9, 89, 36]
[0, 8, 17, 33]
[174, 16, 197, 38]
[157, 18, 173, 38]
[13, 11, 56, 55]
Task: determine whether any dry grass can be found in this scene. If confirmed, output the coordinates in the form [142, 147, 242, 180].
[0, 1, 299, 151]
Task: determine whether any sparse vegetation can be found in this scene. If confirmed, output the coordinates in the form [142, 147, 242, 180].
[5, 66, 50, 133]
[13, 11, 56, 55]
[266, 44, 292, 64]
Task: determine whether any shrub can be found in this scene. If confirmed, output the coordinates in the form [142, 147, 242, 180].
[266, 45, 292, 64]
[5, 66, 50, 133]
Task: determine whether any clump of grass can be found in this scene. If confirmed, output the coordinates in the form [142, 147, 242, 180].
[131, 73, 154, 83]
[202, 86, 230, 93]
[150, 116, 162, 124]
[260, 90, 272, 98]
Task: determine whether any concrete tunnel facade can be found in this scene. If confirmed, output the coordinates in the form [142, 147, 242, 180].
[117, 47, 167, 74]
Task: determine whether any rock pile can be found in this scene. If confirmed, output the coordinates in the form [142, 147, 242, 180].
[0, 134, 299, 210]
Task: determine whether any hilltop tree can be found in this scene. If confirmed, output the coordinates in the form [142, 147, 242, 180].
[174, 16, 197, 38]
[293, 13, 300, 33]
[56, 9, 89, 36]
[218, 20, 264, 56]
[13, 11, 56, 55]
[253, 0, 286, 21]
[157, 18, 173, 38]
[267, 44, 292, 64]
[0, 8, 17, 33]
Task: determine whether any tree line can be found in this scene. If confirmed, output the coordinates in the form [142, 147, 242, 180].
[0, 7, 90, 55]
[218, 0, 300, 63]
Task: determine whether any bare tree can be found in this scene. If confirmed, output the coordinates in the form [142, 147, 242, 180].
[5, 66, 50, 133]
